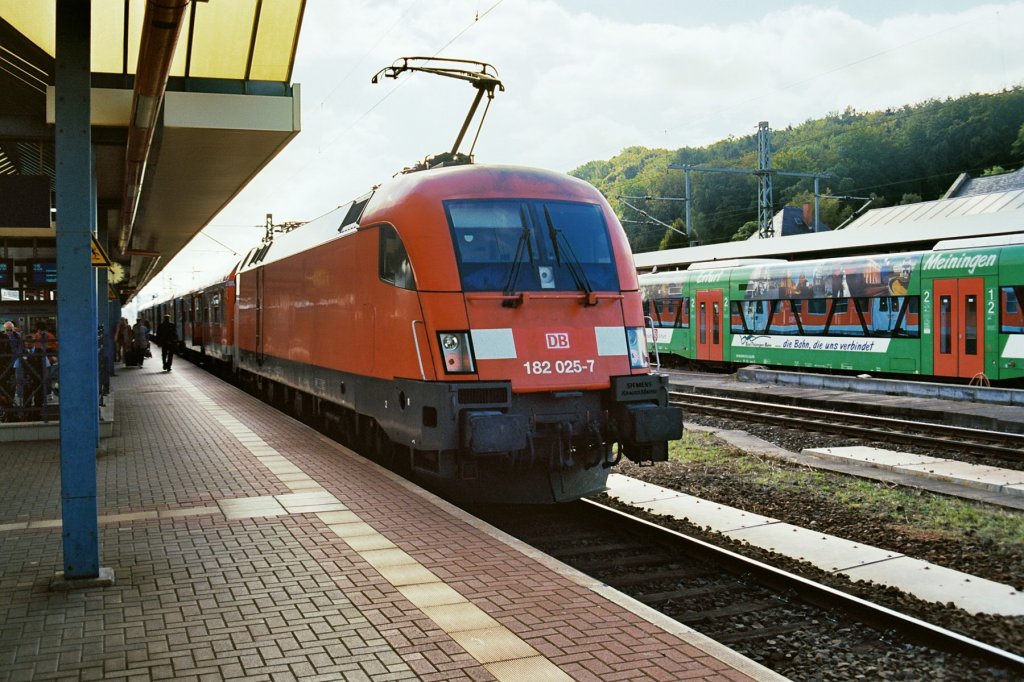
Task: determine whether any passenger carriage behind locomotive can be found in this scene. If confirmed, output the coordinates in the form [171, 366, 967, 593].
[229, 164, 681, 503]
[148, 269, 237, 370]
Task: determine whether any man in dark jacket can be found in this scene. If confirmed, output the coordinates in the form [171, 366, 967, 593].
[155, 314, 179, 372]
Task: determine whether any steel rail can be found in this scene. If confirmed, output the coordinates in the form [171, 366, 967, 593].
[669, 391, 1024, 461]
[581, 499, 1024, 672]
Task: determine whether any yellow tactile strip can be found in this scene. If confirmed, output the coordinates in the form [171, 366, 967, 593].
[170, 373, 573, 682]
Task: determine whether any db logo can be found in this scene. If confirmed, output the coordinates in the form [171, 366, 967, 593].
[545, 332, 570, 349]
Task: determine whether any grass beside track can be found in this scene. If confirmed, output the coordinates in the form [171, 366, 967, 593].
[664, 432, 1024, 548]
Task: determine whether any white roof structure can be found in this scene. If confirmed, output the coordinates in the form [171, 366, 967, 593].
[633, 188, 1024, 272]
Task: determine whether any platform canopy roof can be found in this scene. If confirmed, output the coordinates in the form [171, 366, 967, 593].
[0, 0, 305, 298]
[633, 187, 1024, 272]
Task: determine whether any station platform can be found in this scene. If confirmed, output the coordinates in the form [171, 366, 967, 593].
[669, 368, 1024, 435]
[0, 359, 781, 681]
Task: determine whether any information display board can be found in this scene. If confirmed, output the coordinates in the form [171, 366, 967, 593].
[29, 261, 58, 287]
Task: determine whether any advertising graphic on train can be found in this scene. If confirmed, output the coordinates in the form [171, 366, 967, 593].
[742, 254, 918, 301]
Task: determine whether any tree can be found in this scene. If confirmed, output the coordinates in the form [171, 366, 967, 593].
[659, 218, 690, 250]
[731, 220, 757, 241]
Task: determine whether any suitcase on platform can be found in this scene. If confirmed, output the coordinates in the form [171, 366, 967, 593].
[124, 348, 143, 367]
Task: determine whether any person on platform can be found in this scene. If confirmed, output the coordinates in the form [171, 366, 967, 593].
[132, 319, 150, 367]
[28, 321, 58, 404]
[3, 320, 27, 407]
[155, 314, 178, 372]
[115, 317, 131, 362]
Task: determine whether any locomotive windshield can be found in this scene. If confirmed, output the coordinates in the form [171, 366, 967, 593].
[445, 199, 618, 293]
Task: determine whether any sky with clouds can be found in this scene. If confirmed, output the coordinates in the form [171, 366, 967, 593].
[137, 0, 1024, 304]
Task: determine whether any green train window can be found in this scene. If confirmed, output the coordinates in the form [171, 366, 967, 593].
[731, 295, 920, 337]
[644, 295, 690, 328]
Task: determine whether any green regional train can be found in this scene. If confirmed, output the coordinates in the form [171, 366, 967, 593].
[639, 236, 1024, 384]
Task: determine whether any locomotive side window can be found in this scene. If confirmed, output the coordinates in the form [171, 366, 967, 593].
[446, 199, 618, 293]
[379, 225, 416, 290]
[1000, 286, 1024, 333]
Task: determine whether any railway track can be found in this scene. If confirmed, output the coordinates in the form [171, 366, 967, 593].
[466, 499, 1024, 680]
[669, 390, 1024, 462]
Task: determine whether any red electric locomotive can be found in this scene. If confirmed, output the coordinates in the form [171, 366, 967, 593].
[215, 164, 678, 503]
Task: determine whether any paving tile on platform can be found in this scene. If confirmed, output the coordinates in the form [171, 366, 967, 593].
[327, 521, 379, 539]
[724, 523, 902, 572]
[285, 481, 325, 493]
[397, 582, 467, 609]
[217, 496, 287, 520]
[448, 627, 537, 664]
[316, 510, 358, 525]
[345, 533, 397, 552]
[375, 563, 440, 587]
[275, 491, 340, 512]
[485, 656, 573, 682]
[359, 548, 417, 569]
[100, 511, 159, 524]
[421, 602, 499, 633]
[277, 472, 316, 482]
[158, 506, 219, 519]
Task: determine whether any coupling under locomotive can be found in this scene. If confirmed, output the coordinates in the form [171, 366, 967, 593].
[168, 164, 681, 503]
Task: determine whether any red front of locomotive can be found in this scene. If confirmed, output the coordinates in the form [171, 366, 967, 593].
[233, 164, 680, 503]
[363, 165, 680, 501]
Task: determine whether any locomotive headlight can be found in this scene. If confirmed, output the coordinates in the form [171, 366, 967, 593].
[626, 327, 649, 370]
[438, 331, 475, 374]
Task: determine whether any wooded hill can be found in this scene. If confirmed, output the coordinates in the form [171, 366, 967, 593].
[570, 88, 1024, 253]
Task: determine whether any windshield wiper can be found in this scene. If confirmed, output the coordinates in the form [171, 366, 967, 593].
[543, 206, 595, 304]
[502, 206, 533, 305]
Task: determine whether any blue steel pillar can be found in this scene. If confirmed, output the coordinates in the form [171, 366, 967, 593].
[97, 225, 111, 398]
[54, 1, 103, 582]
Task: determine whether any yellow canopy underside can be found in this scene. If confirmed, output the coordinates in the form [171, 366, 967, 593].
[0, 0, 302, 81]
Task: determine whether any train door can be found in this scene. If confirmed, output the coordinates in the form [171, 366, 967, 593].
[255, 267, 265, 365]
[696, 289, 724, 362]
[200, 296, 209, 354]
[932, 278, 984, 378]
